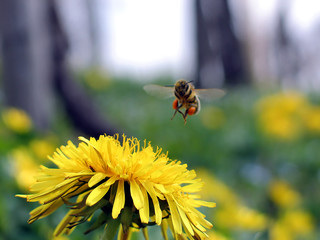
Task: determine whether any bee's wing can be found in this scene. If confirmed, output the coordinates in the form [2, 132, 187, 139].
[195, 88, 225, 101]
[143, 84, 174, 99]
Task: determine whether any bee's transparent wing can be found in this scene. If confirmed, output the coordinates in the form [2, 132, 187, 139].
[143, 84, 174, 99]
[195, 88, 225, 101]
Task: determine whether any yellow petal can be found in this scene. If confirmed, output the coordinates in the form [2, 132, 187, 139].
[187, 209, 212, 231]
[192, 199, 216, 208]
[30, 178, 64, 192]
[139, 186, 149, 223]
[65, 172, 94, 179]
[142, 181, 162, 225]
[28, 178, 80, 204]
[15, 194, 27, 198]
[88, 172, 107, 187]
[28, 199, 64, 223]
[130, 179, 144, 210]
[142, 227, 149, 240]
[154, 184, 167, 194]
[86, 183, 110, 206]
[181, 181, 204, 193]
[112, 180, 125, 219]
[105, 175, 118, 187]
[161, 219, 169, 240]
[54, 210, 76, 236]
[176, 204, 194, 236]
[165, 194, 182, 234]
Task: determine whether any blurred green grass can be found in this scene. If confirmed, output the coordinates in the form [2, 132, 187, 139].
[1, 75, 320, 239]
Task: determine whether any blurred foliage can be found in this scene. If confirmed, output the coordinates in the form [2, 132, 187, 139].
[1, 74, 320, 240]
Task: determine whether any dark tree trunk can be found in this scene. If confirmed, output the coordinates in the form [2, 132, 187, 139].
[0, 0, 118, 137]
[194, 0, 248, 88]
[274, 1, 300, 86]
[0, 0, 54, 130]
[48, 0, 118, 138]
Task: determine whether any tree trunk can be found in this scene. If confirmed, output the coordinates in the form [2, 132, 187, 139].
[194, 0, 248, 88]
[0, 0, 118, 137]
[0, 0, 54, 130]
[49, 0, 118, 138]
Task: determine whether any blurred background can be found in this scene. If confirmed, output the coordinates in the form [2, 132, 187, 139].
[0, 0, 320, 239]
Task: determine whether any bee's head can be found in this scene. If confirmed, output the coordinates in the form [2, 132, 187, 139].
[174, 79, 193, 98]
[175, 79, 189, 91]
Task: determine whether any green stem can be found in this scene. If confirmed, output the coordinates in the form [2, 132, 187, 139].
[120, 206, 133, 234]
[101, 218, 120, 240]
[119, 227, 132, 240]
[142, 228, 149, 240]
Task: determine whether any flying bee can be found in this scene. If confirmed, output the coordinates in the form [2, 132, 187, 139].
[143, 79, 225, 124]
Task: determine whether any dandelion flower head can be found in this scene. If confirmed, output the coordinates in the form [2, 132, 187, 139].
[2, 107, 32, 133]
[255, 91, 308, 140]
[17, 135, 215, 239]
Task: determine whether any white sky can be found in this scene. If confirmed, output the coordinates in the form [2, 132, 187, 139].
[242, 0, 320, 37]
[60, 0, 320, 82]
[101, 0, 195, 81]
[289, 0, 320, 35]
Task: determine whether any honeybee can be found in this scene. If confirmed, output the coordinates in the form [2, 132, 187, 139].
[143, 79, 225, 124]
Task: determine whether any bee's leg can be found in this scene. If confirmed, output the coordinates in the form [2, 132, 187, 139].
[183, 110, 188, 125]
[171, 109, 178, 120]
[171, 101, 183, 120]
[171, 108, 184, 120]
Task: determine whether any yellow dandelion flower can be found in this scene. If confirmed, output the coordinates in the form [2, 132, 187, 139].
[197, 169, 238, 205]
[235, 206, 268, 231]
[84, 68, 112, 91]
[215, 206, 268, 231]
[16, 135, 215, 240]
[302, 106, 320, 133]
[270, 210, 315, 240]
[207, 231, 230, 240]
[268, 180, 301, 209]
[269, 221, 292, 240]
[30, 138, 56, 160]
[256, 91, 307, 114]
[12, 148, 39, 189]
[197, 170, 268, 232]
[255, 91, 308, 140]
[282, 210, 315, 235]
[260, 111, 299, 140]
[2, 107, 32, 133]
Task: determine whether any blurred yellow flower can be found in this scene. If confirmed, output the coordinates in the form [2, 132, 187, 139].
[257, 91, 308, 114]
[2, 108, 32, 133]
[282, 210, 315, 235]
[12, 148, 38, 189]
[30, 139, 56, 160]
[270, 210, 315, 240]
[84, 68, 112, 91]
[197, 170, 268, 232]
[197, 169, 238, 205]
[207, 231, 230, 240]
[200, 107, 226, 130]
[236, 206, 268, 231]
[215, 206, 268, 231]
[17, 135, 215, 240]
[214, 206, 238, 229]
[268, 180, 301, 209]
[255, 91, 308, 140]
[262, 112, 299, 140]
[269, 221, 292, 240]
[302, 106, 320, 133]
